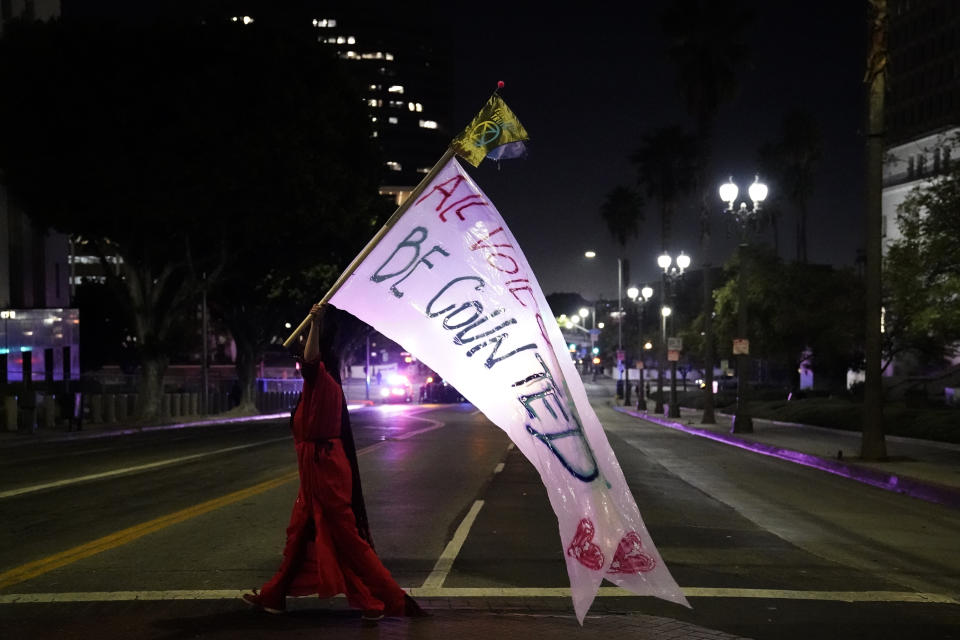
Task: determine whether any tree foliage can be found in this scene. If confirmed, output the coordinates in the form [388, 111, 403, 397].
[630, 125, 698, 251]
[757, 109, 822, 262]
[707, 246, 863, 391]
[885, 139, 960, 373]
[599, 186, 645, 250]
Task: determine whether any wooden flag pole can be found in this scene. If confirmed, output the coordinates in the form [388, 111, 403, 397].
[282, 146, 456, 348]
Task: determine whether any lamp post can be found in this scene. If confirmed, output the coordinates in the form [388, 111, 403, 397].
[626, 285, 653, 409]
[719, 176, 768, 433]
[658, 251, 690, 418]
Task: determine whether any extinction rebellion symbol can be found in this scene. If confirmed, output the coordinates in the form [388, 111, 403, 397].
[469, 120, 502, 148]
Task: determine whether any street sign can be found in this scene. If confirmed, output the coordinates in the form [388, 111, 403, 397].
[589, 328, 601, 336]
[668, 349, 680, 362]
[616, 349, 625, 362]
[733, 338, 750, 355]
[667, 337, 683, 351]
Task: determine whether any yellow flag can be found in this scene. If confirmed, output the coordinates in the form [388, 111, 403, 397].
[451, 94, 529, 167]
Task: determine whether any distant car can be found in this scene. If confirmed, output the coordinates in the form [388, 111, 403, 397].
[419, 376, 466, 403]
[379, 373, 413, 403]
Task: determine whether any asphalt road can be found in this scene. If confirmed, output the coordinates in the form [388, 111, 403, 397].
[1, 384, 959, 639]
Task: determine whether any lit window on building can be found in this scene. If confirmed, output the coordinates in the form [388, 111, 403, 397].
[370, 116, 378, 122]
[416, 167, 431, 174]
[408, 102, 415, 111]
[371, 130, 378, 138]
[312, 18, 336, 27]
[385, 53, 394, 61]
[347, 36, 356, 44]
[368, 84, 379, 91]
[386, 161, 402, 171]
[337, 36, 345, 44]
[388, 116, 398, 124]
[230, 16, 254, 24]
[419, 120, 438, 129]
[415, 103, 423, 112]
[342, 51, 358, 59]
[388, 100, 404, 108]
[367, 98, 378, 107]
[388, 85, 404, 94]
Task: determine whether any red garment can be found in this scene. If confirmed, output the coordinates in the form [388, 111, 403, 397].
[257, 359, 407, 615]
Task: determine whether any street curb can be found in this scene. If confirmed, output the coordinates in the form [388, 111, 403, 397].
[615, 406, 960, 510]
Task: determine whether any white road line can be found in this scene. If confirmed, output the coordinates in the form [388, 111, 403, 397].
[0, 438, 291, 500]
[1, 588, 955, 605]
[421, 500, 485, 589]
[493, 462, 505, 474]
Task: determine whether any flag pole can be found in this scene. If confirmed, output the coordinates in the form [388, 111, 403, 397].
[282, 146, 456, 348]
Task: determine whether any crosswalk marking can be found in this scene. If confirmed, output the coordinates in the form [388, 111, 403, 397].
[1, 588, 955, 605]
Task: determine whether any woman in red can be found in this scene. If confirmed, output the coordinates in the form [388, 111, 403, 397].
[243, 303, 422, 620]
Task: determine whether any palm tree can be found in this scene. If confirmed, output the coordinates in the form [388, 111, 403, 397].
[631, 125, 699, 252]
[862, 0, 887, 460]
[600, 186, 645, 249]
[660, 0, 753, 423]
[758, 109, 822, 263]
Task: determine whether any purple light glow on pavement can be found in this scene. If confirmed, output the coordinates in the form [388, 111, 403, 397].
[617, 408, 960, 510]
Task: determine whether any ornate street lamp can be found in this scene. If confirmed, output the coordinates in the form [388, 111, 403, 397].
[626, 284, 654, 408]
[718, 176, 768, 433]
[658, 251, 690, 418]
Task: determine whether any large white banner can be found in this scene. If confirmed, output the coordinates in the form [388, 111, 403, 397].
[329, 157, 688, 622]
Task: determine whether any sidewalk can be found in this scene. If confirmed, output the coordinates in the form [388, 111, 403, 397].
[612, 393, 960, 509]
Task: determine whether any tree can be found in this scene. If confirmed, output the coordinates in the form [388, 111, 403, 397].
[599, 186, 645, 249]
[884, 133, 960, 374]
[630, 125, 698, 252]
[862, 0, 887, 460]
[660, 0, 754, 423]
[709, 247, 863, 393]
[758, 109, 822, 263]
[0, 18, 383, 418]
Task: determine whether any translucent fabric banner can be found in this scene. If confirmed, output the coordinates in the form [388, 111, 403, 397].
[329, 157, 688, 623]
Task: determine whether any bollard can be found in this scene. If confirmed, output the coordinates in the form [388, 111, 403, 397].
[178, 393, 187, 418]
[170, 393, 179, 418]
[18, 391, 38, 434]
[91, 394, 103, 423]
[188, 392, 198, 416]
[117, 394, 128, 422]
[161, 393, 171, 418]
[104, 394, 117, 423]
[4, 396, 17, 432]
[42, 395, 56, 429]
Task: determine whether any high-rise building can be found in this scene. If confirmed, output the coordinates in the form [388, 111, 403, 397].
[312, 10, 453, 204]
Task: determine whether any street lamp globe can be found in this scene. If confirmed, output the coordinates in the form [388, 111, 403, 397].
[657, 253, 672, 271]
[748, 175, 768, 206]
[626, 286, 639, 301]
[641, 285, 654, 300]
[584, 250, 596, 258]
[578, 307, 589, 319]
[719, 177, 738, 210]
[661, 306, 672, 318]
[597, 322, 605, 329]
[676, 251, 691, 272]
[571, 314, 580, 324]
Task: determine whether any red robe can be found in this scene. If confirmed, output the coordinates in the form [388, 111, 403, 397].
[258, 358, 407, 615]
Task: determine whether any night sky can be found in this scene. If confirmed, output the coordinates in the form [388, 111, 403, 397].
[450, 1, 867, 300]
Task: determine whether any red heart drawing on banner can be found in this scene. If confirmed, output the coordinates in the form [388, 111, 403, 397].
[608, 531, 656, 574]
[566, 518, 605, 571]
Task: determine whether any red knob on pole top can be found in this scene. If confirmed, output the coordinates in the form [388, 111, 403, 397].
[497, 80, 505, 89]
